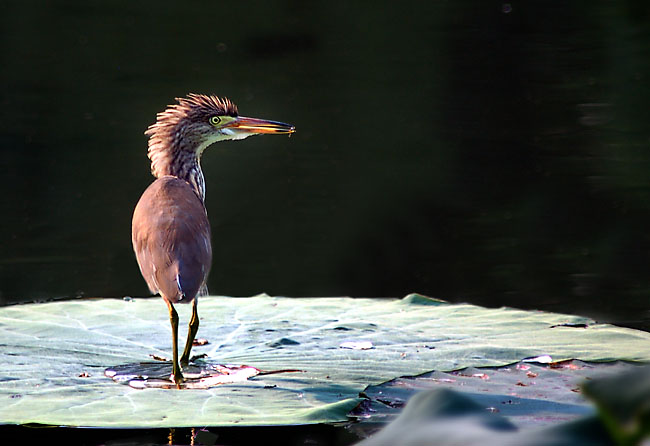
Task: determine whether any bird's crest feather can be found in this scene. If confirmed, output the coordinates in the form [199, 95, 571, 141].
[144, 94, 238, 180]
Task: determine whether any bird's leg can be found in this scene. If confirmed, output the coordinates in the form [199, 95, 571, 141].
[180, 298, 199, 366]
[166, 300, 183, 388]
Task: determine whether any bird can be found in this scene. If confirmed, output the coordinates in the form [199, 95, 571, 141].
[131, 94, 295, 387]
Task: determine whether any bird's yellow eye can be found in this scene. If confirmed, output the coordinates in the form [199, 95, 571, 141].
[209, 116, 221, 126]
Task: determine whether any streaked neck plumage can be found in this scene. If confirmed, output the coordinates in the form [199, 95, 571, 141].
[147, 131, 210, 202]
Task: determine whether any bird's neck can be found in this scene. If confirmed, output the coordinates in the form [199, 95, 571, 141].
[150, 148, 206, 201]
[182, 161, 206, 202]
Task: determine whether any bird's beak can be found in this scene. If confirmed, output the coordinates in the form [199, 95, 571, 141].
[224, 116, 296, 135]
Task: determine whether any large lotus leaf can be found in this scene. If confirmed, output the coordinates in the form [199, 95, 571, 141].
[350, 360, 642, 430]
[0, 294, 649, 428]
[355, 363, 650, 446]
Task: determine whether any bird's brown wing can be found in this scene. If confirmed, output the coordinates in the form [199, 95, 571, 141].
[132, 176, 212, 304]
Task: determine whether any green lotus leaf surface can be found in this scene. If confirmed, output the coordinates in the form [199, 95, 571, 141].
[0, 294, 648, 428]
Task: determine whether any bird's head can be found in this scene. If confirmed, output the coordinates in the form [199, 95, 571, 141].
[145, 94, 295, 178]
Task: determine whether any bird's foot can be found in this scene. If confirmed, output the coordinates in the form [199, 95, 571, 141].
[171, 373, 184, 389]
[171, 363, 185, 389]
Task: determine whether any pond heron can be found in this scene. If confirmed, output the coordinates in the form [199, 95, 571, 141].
[132, 94, 295, 387]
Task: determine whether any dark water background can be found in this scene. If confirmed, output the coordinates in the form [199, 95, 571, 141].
[1, 1, 649, 331]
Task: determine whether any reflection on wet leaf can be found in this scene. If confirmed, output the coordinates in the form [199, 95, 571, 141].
[105, 362, 302, 390]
